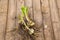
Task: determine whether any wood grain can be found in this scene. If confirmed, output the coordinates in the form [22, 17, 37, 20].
[56, 0, 60, 20]
[24, 0, 34, 40]
[49, 0, 60, 40]
[16, 0, 24, 40]
[5, 0, 17, 40]
[41, 0, 55, 40]
[0, 0, 60, 40]
[0, 0, 8, 40]
[32, 0, 44, 40]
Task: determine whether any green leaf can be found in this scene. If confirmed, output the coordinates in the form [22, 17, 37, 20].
[21, 6, 28, 17]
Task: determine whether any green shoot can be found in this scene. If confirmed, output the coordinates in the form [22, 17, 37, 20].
[21, 6, 35, 26]
[18, 6, 35, 35]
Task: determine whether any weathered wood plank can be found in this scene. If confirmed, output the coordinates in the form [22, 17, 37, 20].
[24, 0, 33, 40]
[32, 0, 44, 40]
[41, 0, 55, 40]
[0, 0, 8, 40]
[24, 0, 33, 19]
[16, 0, 24, 40]
[49, 0, 60, 40]
[5, 0, 17, 40]
[56, 0, 60, 19]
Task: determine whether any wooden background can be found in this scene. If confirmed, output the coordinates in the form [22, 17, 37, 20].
[0, 0, 60, 40]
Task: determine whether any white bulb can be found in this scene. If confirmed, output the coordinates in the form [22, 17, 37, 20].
[29, 28, 34, 35]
